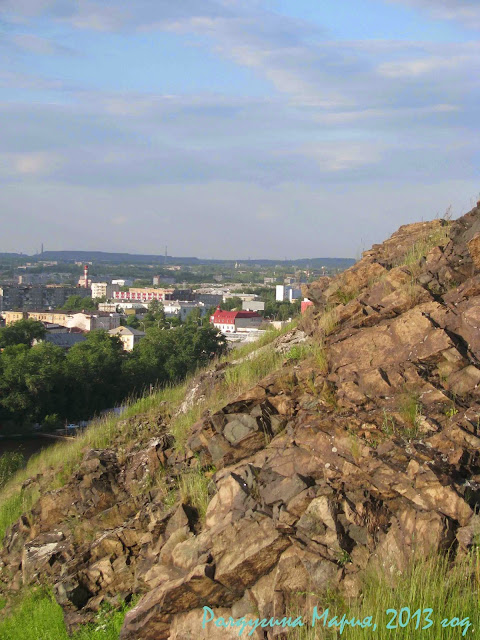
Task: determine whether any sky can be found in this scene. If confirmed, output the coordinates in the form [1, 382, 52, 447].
[0, 0, 479, 259]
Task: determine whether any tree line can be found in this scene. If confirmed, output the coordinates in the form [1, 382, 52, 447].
[0, 318, 226, 433]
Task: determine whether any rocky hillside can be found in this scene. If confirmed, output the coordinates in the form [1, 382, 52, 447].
[3, 204, 480, 639]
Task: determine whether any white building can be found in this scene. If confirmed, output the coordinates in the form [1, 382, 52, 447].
[210, 309, 263, 334]
[163, 301, 206, 321]
[112, 279, 133, 287]
[276, 285, 301, 302]
[113, 288, 174, 303]
[65, 312, 121, 332]
[91, 282, 119, 300]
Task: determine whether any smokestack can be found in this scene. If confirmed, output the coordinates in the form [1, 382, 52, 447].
[84, 264, 89, 289]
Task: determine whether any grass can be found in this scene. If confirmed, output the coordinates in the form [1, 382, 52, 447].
[398, 392, 423, 439]
[171, 347, 285, 452]
[318, 305, 339, 337]
[335, 286, 359, 305]
[381, 409, 396, 436]
[0, 488, 39, 543]
[399, 221, 451, 276]
[0, 589, 132, 640]
[0, 452, 25, 490]
[288, 550, 480, 639]
[179, 466, 213, 521]
[0, 320, 301, 545]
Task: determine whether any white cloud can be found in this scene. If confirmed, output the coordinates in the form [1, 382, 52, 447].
[295, 143, 384, 172]
[387, 0, 480, 29]
[378, 55, 474, 77]
[0, 152, 63, 176]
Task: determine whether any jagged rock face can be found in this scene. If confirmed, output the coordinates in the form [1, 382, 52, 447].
[3, 206, 480, 639]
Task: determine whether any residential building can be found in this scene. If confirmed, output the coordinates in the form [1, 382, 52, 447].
[113, 287, 174, 303]
[163, 301, 206, 321]
[91, 282, 120, 300]
[108, 325, 145, 351]
[66, 312, 120, 332]
[98, 303, 119, 313]
[5, 310, 68, 325]
[194, 293, 223, 307]
[276, 285, 301, 302]
[4, 310, 120, 331]
[0, 285, 24, 311]
[210, 308, 263, 333]
[165, 289, 194, 301]
[0, 284, 90, 311]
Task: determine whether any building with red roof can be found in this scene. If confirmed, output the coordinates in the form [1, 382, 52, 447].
[210, 307, 263, 333]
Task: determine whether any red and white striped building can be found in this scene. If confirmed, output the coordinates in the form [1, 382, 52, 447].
[113, 288, 174, 303]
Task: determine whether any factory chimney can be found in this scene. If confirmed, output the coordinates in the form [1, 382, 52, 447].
[84, 264, 89, 288]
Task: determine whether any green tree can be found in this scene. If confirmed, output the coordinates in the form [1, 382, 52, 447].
[0, 451, 25, 489]
[185, 308, 203, 326]
[142, 300, 167, 330]
[63, 295, 96, 311]
[65, 331, 125, 419]
[0, 342, 67, 425]
[221, 296, 242, 311]
[125, 315, 141, 329]
[0, 319, 46, 348]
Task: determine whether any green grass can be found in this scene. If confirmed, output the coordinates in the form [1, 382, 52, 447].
[0, 589, 132, 640]
[398, 392, 422, 439]
[0, 488, 39, 543]
[335, 286, 359, 305]
[171, 347, 285, 451]
[399, 222, 451, 275]
[179, 466, 213, 521]
[318, 305, 339, 337]
[288, 550, 480, 639]
[0, 452, 25, 490]
[0, 320, 300, 545]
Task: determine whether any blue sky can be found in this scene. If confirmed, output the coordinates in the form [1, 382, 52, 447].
[0, 0, 479, 259]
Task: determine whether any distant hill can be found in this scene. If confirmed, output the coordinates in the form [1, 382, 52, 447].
[0, 250, 355, 268]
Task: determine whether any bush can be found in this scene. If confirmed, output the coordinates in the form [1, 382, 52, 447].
[0, 452, 25, 490]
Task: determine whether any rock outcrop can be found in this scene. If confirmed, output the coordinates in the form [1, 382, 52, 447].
[3, 204, 480, 638]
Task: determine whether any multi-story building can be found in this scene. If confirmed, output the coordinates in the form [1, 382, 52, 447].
[165, 289, 194, 301]
[210, 308, 263, 334]
[163, 301, 206, 321]
[91, 282, 120, 300]
[113, 288, 175, 303]
[276, 285, 301, 302]
[0, 285, 90, 311]
[194, 293, 223, 307]
[4, 310, 120, 331]
[0, 286, 24, 311]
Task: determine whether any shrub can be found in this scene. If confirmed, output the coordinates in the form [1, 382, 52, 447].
[0, 452, 25, 490]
